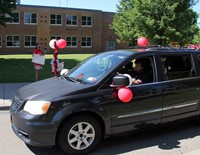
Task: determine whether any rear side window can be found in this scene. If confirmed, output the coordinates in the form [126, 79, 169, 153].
[160, 54, 194, 81]
[197, 54, 200, 66]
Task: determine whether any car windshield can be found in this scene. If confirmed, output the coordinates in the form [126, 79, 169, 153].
[62, 52, 127, 84]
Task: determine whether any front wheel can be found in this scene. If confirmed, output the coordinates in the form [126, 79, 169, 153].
[58, 115, 102, 155]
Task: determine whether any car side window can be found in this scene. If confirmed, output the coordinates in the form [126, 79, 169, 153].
[197, 54, 200, 66]
[120, 56, 155, 84]
[161, 54, 194, 81]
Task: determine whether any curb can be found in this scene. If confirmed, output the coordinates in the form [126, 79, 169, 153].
[0, 106, 10, 111]
[0, 82, 30, 111]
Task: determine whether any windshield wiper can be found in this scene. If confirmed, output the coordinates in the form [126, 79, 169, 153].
[65, 76, 80, 83]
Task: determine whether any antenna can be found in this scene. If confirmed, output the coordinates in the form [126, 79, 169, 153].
[66, 0, 68, 7]
[16, 0, 21, 4]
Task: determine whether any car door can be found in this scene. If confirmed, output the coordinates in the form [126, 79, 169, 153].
[158, 53, 200, 123]
[110, 55, 163, 134]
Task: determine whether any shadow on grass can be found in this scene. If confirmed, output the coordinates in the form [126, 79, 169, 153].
[0, 58, 80, 83]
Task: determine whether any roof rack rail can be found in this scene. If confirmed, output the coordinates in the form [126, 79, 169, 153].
[129, 45, 161, 49]
[129, 45, 200, 50]
[129, 45, 176, 50]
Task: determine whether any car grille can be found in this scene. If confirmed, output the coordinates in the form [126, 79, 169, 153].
[10, 97, 24, 114]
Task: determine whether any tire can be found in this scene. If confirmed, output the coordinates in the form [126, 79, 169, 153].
[58, 115, 102, 155]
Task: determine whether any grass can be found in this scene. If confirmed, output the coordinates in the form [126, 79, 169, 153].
[0, 54, 93, 83]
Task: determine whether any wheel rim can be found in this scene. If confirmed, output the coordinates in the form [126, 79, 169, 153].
[68, 122, 95, 150]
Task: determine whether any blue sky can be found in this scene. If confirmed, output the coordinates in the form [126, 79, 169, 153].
[20, 0, 119, 12]
[20, 0, 199, 23]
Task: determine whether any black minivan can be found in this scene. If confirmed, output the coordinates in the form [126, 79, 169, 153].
[10, 48, 200, 154]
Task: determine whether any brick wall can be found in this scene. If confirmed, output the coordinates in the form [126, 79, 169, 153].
[0, 5, 128, 54]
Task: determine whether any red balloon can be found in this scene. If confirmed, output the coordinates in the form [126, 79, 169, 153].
[137, 37, 148, 46]
[56, 39, 67, 49]
[118, 87, 133, 102]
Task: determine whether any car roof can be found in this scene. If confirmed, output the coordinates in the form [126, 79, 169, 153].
[106, 47, 200, 56]
[146, 47, 199, 53]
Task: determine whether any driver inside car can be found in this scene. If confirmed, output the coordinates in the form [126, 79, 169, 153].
[123, 59, 152, 85]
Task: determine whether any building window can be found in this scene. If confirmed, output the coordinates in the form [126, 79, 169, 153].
[66, 15, 77, 26]
[24, 12, 37, 24]
[50, 36, 62, 40]
[6, 35, 20, 47]
[0, 36, 2, 47]
[24, 36, 37, 47]
[81, 36, 92, 47]
[6, 12, 20, 24]
[50, 14, 62, 25]
[81, 16, 92, 27]
[66, 36, 77, 47]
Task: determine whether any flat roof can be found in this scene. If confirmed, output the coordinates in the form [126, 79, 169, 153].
[16, 4, 116, 13]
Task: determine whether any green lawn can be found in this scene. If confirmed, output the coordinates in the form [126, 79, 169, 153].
[0, 54, 93, 83]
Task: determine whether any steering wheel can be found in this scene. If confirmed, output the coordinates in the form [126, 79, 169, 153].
[97, 63, 107, 72]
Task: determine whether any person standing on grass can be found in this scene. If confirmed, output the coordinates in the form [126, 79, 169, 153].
[32, 43, 44, 81]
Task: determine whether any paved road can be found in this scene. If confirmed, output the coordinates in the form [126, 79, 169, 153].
[1, 110, 200, 155]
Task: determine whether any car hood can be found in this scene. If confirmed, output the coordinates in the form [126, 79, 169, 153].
[16, 77, 91, 101]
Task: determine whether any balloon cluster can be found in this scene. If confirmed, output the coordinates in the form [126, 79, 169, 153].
[49, 39, 67, 49]
[49, 39, 67, 76]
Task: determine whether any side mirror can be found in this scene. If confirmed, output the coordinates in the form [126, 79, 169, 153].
[60, 69, 69, 76]
[111, 74, 132, 87]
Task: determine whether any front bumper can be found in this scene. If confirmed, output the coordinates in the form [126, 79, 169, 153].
[10, 111, 57, 147]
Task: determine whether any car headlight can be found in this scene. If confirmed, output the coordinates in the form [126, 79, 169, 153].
[23, 101, 51, 115]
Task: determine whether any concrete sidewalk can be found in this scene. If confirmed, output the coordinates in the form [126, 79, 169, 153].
[0, 83, 30, 110]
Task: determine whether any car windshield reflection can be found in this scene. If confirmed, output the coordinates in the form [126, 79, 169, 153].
[62, 52, 127, 84]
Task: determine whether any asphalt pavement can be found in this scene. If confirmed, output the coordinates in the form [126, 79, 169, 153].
[1, 110, 200, 155]
[0, 82, 30, 110]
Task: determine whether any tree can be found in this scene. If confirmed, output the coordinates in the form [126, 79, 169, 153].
[110, 0, 199, 46]
[0, 0, 16, 27]
[192, 29, 200, 44]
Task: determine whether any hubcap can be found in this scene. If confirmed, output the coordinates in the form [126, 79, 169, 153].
[68, 122, 95, 150]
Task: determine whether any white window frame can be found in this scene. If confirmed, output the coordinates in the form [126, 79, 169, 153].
[6, 12, 20, 24]
[50, 14, 62, 26]
[81, 36, 92, 48]
[66, 36, 78, 48]
[66, 14, 78, 26]
[50, 35, 62, 41]
[24, 12, 37, 25]
[0, 35, 2, 48]
[81, 16, 92, 27]
[6, 35, 20, 48]
[24, 35, 37, 48]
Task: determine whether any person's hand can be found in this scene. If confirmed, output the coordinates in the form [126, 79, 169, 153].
[132, 78, 142, 85]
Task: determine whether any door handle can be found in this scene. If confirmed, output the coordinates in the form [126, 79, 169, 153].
[164, 87, 176, 91]
[150, 89, 162, 94]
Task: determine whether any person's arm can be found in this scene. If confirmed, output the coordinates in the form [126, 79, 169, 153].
[132, 71, 151, 85]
